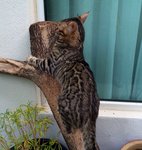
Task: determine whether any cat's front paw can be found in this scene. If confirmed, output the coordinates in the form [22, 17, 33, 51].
[27, 55, 37, 67]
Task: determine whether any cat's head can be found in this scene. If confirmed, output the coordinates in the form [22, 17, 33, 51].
[30, 12, 89, 58]
[58, 12, 89, 49]
[36, 12, 89, 51]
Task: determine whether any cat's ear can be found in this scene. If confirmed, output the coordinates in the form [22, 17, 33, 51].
[64, 22, 77, 35]
[79, 12, 89, 23]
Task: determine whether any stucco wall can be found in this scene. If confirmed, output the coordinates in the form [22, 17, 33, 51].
[0, 0, 38, 113]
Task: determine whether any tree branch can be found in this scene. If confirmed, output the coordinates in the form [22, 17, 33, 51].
[0, 58, 35, 78]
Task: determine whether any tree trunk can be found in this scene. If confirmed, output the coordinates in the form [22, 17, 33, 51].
[0, 21, 85, 150]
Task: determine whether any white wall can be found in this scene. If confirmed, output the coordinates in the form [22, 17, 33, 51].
[0, 0, 38, 113]
[97, 102, 142, 150]
[97, 117, 142, 150]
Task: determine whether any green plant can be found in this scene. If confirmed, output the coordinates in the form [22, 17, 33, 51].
[0, 102, 62, 150]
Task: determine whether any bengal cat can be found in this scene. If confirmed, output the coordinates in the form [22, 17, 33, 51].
[27, 12, 100, 150]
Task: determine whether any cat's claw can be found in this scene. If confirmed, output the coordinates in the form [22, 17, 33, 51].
[27, 55, 37, 67]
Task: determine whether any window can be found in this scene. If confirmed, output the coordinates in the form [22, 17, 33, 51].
[44, 0, 142, 102]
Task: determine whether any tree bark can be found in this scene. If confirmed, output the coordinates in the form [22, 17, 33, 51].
[0, 22, 85, 150]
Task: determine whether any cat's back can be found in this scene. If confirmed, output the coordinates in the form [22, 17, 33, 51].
[61, 61, 99, 122]
[61, 60, 97, 94]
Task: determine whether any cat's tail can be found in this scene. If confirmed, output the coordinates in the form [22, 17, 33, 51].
[82, 120, 100, 150]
